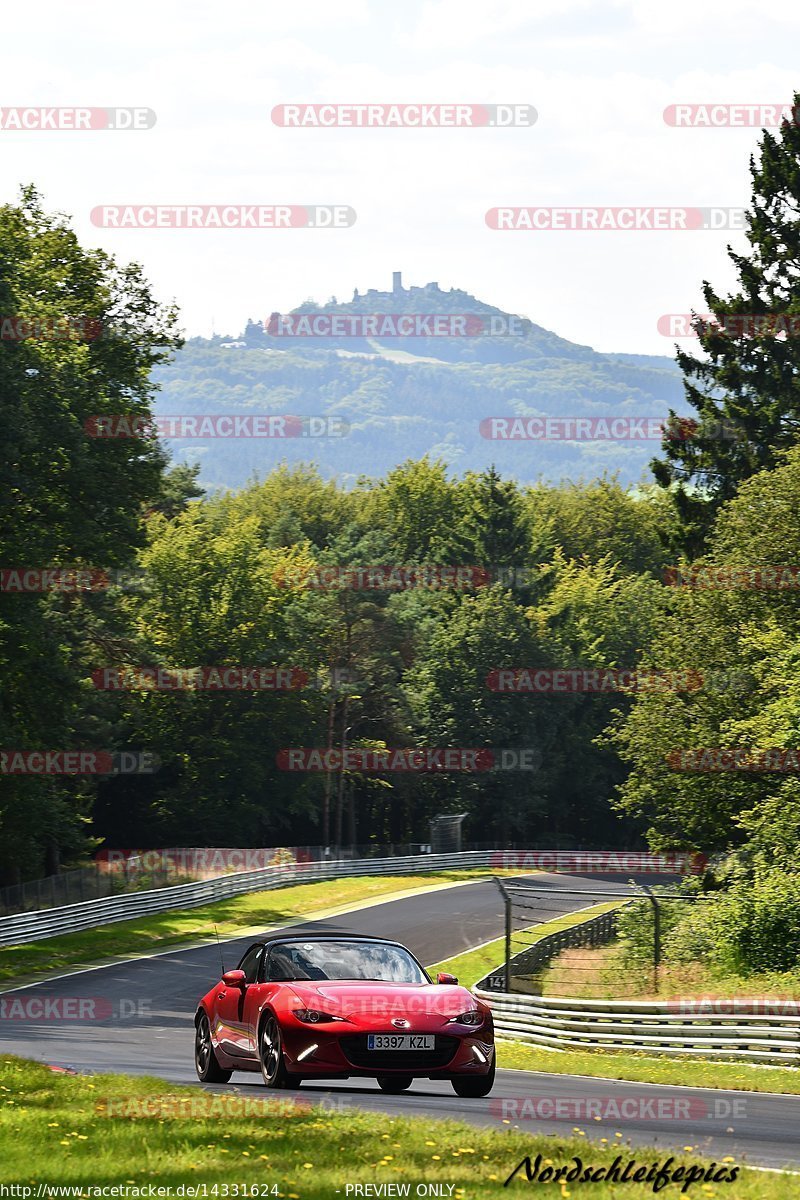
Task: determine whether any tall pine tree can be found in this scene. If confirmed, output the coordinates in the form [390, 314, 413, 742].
[653, 93, 800, 549]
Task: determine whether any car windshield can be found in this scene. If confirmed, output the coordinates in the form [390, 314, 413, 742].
[266, 940, 429, 983]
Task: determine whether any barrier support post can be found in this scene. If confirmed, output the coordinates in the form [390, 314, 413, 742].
[641, 885, 661, 994]
[493, 876, 512, 993]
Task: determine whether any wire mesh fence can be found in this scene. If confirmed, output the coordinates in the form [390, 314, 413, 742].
[0, 860, 176, 917]
[491, 879, 704, 998]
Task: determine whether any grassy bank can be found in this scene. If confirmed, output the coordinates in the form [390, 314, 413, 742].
[0, 1057, 768, 1197]
[537, 943, 800, 1002]
[0, 870, 504, 984]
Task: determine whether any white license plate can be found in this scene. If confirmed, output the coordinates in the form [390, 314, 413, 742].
[367, 1034, 435, 1051]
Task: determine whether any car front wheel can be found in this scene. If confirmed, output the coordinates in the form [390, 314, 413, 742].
[451, 1059, 495, 1098]
[259, 1014, 289, 1088]
[377, 1074, 413, 1093]
[195, 1013, 232, 1083]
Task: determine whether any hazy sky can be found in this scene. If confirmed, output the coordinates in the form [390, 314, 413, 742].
[3, 0, 799, 354]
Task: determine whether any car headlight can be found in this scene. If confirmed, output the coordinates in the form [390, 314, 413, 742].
[292, 1008, 344, 1024]
[448, 1010, 484, 1026]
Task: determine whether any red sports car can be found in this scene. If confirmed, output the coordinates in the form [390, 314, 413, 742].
[194, 933, 495, 1096]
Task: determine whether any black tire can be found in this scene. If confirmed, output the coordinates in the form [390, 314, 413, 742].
[451, 1059, 495, 1098]
[376, 1074, 413, 1093]
[259, 1014, 290, 1088]
[195, 1012, 232, 1083]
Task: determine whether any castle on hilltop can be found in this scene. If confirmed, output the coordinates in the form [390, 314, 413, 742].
[352, 272, 444, 301]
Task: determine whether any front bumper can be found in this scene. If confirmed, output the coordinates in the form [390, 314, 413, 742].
[282, 1024, 494, 1078]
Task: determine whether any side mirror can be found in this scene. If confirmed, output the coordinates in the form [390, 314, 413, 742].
[437, 972, 459, 985]
[222, 969, 247, 988]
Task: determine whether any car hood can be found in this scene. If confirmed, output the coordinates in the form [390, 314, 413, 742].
[286, 981, 478, 1021]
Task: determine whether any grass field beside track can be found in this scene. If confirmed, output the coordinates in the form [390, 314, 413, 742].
[0, 871, 511, 985]
[0, 1056, 770, 1197]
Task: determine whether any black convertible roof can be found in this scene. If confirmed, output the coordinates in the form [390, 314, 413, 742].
[256, 932, 406, 949]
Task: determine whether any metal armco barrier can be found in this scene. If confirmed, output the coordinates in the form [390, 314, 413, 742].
[0, 851, 490, 947]
[0, 848, 701, 949]
[475, 987, 800, 1065]
[474, 905, 800, 1065]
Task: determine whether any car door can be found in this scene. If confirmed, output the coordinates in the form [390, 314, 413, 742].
[240, 947, 282, 1058]
[214, 943, 263, 1059]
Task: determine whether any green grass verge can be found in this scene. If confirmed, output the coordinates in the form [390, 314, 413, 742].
[429, 902, 621, 987]
[0, 1057, 767, 1196]
[0, 871, 504, 985]
[498, 1040, 800, 1095]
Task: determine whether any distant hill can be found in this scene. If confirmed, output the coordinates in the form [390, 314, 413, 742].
[151, 274, 686, 491]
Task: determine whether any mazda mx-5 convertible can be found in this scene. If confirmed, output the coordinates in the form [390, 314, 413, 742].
[194, 933, 495, 1096]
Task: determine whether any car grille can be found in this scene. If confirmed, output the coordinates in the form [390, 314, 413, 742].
[340, 1034, 459, 1070]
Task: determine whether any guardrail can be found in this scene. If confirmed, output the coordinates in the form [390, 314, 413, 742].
[473, 905, 800, 1066]
[476, 987, 800, 1065]
[0, 850, 494, 948]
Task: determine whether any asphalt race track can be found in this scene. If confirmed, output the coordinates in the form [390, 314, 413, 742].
[2, 871, 799, 1172]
